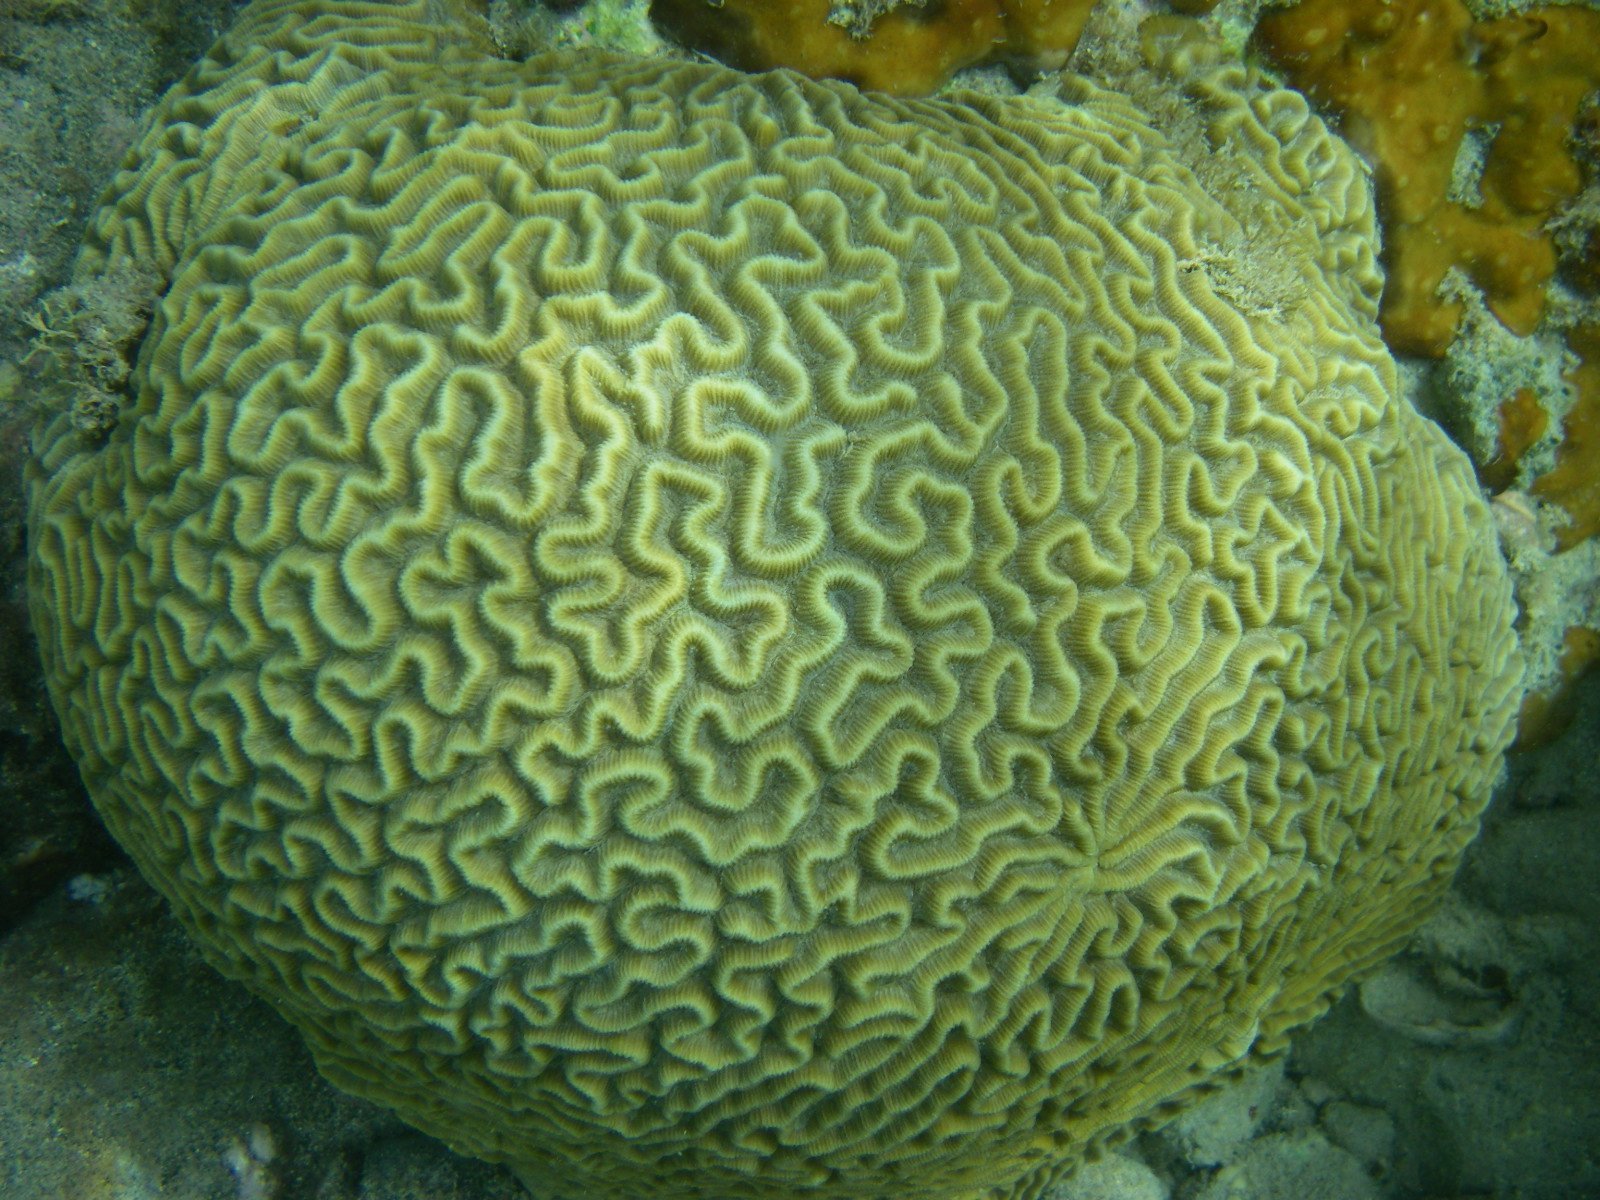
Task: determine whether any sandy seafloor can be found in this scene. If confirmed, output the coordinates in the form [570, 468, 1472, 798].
[0, 0, 1597, 1197]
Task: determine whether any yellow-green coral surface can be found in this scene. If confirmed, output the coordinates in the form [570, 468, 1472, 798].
[26, 3, 1523, 1197]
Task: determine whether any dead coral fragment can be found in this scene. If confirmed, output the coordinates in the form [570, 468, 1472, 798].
[3, 0, 93, 22]
[1255, 0, 1600, 356]
[21, 260, 159, 438]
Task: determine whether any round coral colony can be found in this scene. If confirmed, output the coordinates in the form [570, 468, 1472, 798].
[25, 1, 1522, 1197]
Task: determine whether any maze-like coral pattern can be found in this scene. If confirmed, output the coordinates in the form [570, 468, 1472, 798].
[28, 4, 1523, 1197]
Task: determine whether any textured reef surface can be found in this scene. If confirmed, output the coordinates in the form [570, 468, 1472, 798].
[0, 1, 1595, 1199]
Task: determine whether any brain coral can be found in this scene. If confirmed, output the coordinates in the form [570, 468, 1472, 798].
[26, 3, 1523, 1198]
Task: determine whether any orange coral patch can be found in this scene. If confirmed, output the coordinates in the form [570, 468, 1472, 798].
[1255, 0, 1600, 357]
[1516, 625, 1600, 749]
[1481, 385, 1550, 492]
[1531, 324, 1600, 551]
[649, 0, 1106, 96]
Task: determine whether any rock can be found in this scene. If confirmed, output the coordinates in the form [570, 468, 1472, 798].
[1189, 1129, 1381, 1200]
